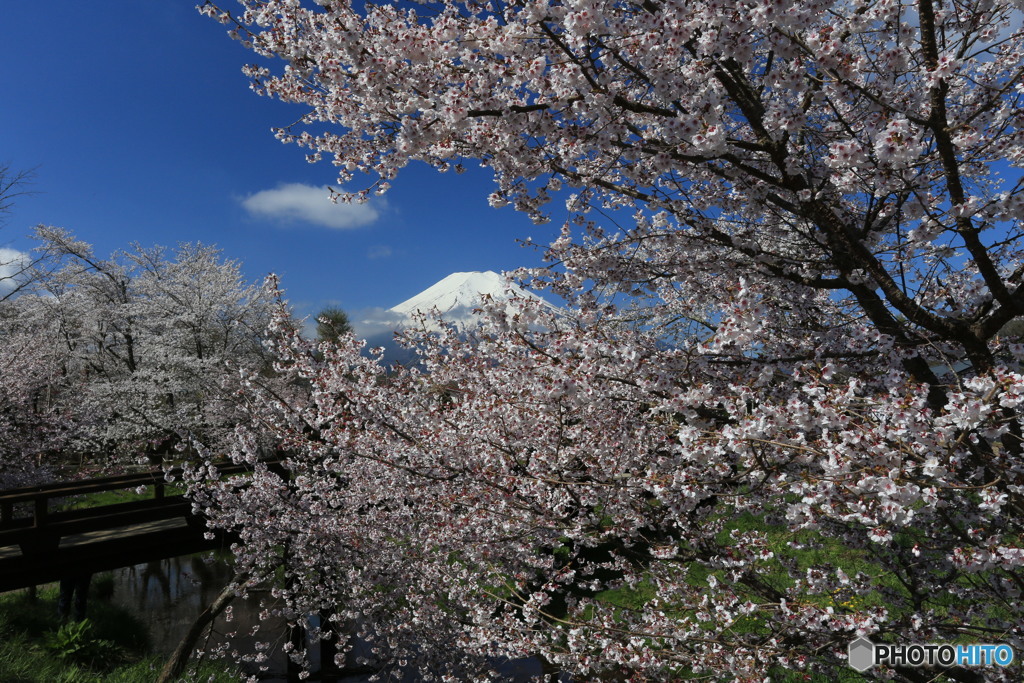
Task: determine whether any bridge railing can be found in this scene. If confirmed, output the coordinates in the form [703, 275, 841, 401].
[0, 460, 276, 539]
[2, 469, 170, 531]
[0, 460, 282, 592]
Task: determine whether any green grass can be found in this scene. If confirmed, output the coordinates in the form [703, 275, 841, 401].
[562, 507, 982, 680]
[57, 484, 188, 512]
[0, 580, 238, 682]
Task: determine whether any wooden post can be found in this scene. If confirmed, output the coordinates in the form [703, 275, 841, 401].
[33, 496, 47, 528]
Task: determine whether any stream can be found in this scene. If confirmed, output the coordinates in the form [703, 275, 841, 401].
[103, 553, 547, 681]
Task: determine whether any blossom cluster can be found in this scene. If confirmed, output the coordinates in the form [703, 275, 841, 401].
[195, 0, 1024, 679]
[0, 228, 281, 473]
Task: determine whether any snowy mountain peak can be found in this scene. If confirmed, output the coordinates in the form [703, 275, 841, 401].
[356, 270, 556, 363]
[389, 270, 540, 317]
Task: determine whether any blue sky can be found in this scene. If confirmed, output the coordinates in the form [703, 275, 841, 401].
[0, 2, 557, 326]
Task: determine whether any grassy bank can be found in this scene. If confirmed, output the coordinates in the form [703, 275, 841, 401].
[0, 579, 237, 682]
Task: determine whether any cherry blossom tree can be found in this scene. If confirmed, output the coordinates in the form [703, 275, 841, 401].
[0, 164, 41, 300]
[9, 227, 280, 463]
[0, 163, 34, 228]
[0, 167, 82, 486]
[0, 324, 79, 488]
[197, 0, 1024, 679]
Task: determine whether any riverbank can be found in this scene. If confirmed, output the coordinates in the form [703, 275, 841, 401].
[0, 578, 239, 682]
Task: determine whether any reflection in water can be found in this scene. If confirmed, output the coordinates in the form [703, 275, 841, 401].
[106, 554, 545, 681]
[112, 553, 229, 654]
[107, 553, 292, 680]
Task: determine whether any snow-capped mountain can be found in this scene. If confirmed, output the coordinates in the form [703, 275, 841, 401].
[388, 270, 550, 325]
[356, 270, 554, 363]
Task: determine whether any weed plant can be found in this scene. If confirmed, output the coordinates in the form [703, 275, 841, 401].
[0, 578, 237, 682]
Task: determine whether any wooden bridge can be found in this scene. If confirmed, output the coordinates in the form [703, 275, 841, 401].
[0, 463, 258, 593]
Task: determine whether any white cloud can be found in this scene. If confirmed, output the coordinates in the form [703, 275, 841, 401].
[0, 248, 30, 297]
[241, 183, 382, 229]
[351, 307, 408, 340]
[367, 244, 393, 260]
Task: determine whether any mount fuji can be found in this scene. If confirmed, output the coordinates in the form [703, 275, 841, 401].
[389, 270, 551, 325]
[355, 270, 555, 362]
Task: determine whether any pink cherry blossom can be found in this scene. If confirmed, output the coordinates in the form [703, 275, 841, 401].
[192, 0, 1024, 679]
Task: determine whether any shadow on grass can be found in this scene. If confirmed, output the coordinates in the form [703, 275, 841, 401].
[0, 577, 237, 682]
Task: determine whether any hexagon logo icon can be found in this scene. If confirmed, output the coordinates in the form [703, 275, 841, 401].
[848, 637, 876, 672]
